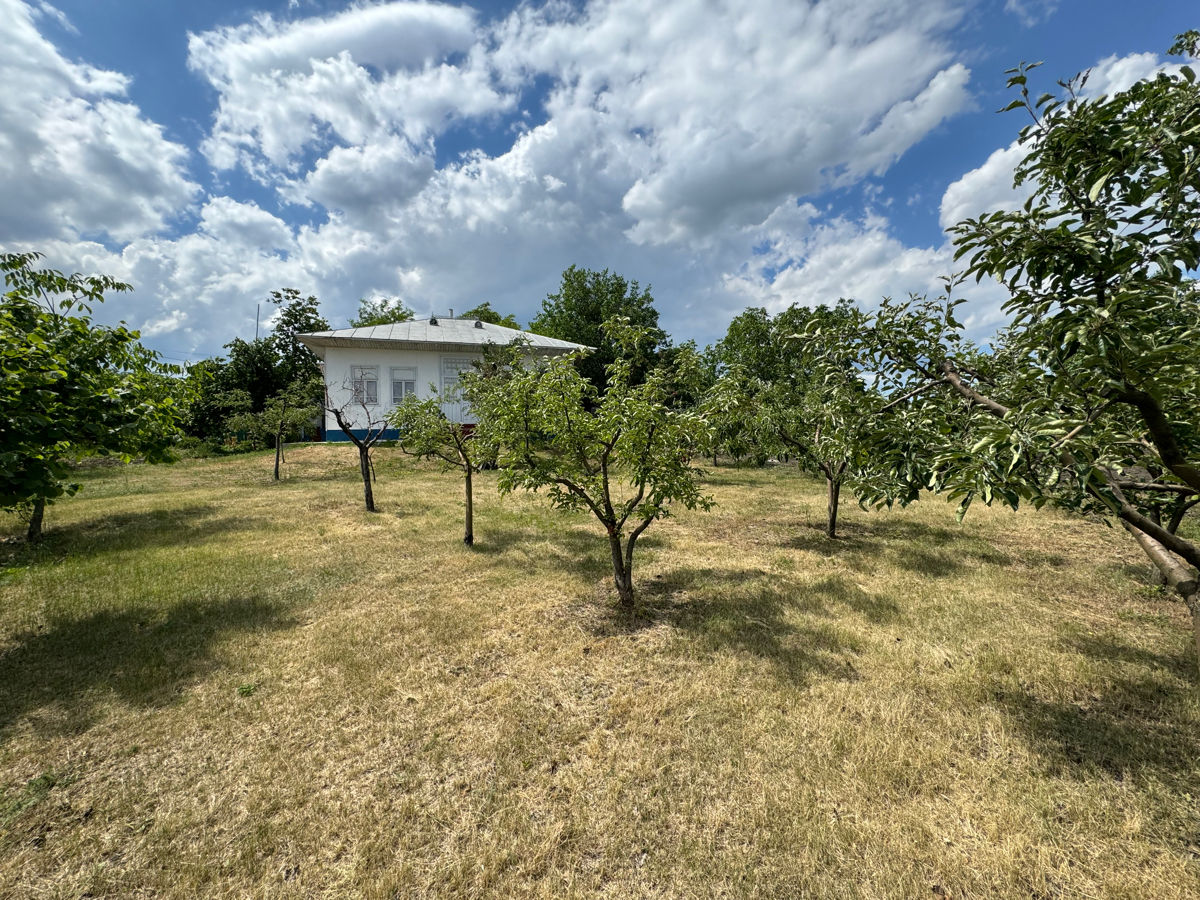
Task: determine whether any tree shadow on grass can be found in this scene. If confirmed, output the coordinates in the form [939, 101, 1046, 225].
[1066, 631, 1195, 678]
[0, 505, 257, 569]
[701, 471, 786, 487]
[780, 517, 1021, 578]
[1100, 561, 1160, 587]
[269, 459, 379, 485]
[996, 633, 1199, 789]
[0, 595, 296, 740]
[799, 574, 903, 624]
[580, 567, 899, 686]
[470, 519, 666, 581]
[469, 520, 606, 566]
[996, 682, 1199, 789]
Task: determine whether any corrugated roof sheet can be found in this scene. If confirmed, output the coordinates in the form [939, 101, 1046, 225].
[296, 318, 589, 352]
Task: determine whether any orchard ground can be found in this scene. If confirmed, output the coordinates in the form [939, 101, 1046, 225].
[1, 446, 1198, 898]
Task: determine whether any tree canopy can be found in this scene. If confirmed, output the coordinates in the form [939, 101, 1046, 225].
[180, 289, 328, 450]
[529, 266, 666, 391]
[864, 35, 1200, 663]
[350, 296, 415, 327]
[467, 319, 711, 605]
[460, 301, 520, 329]
[1, 252, 182, 539]
[712, 306, 780, 384]
[269, 289, 327, 382]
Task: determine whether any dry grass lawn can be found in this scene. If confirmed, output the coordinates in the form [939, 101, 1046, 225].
[1, 445, 1198, 898]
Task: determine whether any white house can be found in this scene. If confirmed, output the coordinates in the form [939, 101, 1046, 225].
[296, 316, 588, 441]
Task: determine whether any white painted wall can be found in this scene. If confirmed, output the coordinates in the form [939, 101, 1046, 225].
[321, 346, 484, 433]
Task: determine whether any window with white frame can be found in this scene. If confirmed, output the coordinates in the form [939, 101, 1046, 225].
[391, 367, 416, 404]
[350, 365, 378, 404]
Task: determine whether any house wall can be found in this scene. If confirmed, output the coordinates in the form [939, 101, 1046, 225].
[321, 347, 484, 440]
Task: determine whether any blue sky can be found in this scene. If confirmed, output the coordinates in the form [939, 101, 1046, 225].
[1, 0, 1195, 363]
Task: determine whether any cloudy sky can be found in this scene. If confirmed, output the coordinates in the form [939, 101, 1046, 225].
[1, 0, 1195, 362]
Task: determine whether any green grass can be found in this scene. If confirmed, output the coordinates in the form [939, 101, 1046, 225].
[1, 445, 1198, 898]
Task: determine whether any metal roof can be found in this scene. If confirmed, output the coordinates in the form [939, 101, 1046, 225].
[296, 318, 590, 354]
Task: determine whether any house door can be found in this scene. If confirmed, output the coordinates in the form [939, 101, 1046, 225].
[440, 357, 475, 423]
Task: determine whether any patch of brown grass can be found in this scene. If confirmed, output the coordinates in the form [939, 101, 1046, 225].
[0, 446, 1197, 897]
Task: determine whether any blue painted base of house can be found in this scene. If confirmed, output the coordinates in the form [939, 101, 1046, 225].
[325, 428, 400, 442]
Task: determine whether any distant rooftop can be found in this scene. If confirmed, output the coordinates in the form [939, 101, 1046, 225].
[296, 317, 589, 353]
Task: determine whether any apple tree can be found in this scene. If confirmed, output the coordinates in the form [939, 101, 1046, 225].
[468, 319, 712, 606]
[1, 252, 182, 541]
[389, 394, 489, 545]
[872, 37, 1200, 665]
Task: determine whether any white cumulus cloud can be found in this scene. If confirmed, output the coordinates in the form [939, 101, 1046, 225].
[14, 0, 1170, 359]
[0, 0, 197, 244]
[1004, 0, 1058, 28]
[486, 0, 973, 244]
[189, 2, 509, 175]
[939, 141, 1031, 230]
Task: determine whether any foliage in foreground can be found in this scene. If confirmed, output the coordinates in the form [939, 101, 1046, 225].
[864, 35, 1200, 664]
[0, 252, 181, 540]
[690, 33, 1200, 674]
[323, 388, 390, 513]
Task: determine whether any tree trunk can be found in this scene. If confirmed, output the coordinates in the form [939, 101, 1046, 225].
[1187, 594, 1200, 676]
[274, 396, 288, 481]
[463, 464, 474, 546]
[608, 530, 634, 607]
[1168, 497, 1200, 535]
[1121, 520, 1200, 674]
[359, 447, 376, 512]
[826, 475, 841, 539]
[26, 498, 45, 542]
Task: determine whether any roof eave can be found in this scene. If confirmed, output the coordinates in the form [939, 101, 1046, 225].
[296, 335, 582, 353]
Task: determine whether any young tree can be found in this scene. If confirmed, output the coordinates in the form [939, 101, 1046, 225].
[389, 396, 487, 545]
[350, 296, 414, 327]
[226, 376, 323, 477]
[707, 301, 885, 538]
[872, 36, 1200, 664]
[324, 382, 390, 512]
[468, 319, 712, 606]
[529, 266, 667, 392]
[705, 307, 791, 465]
[269, 376, 323, 479]
[701, 368, 762, 466]
[1, 252, 182, 540]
